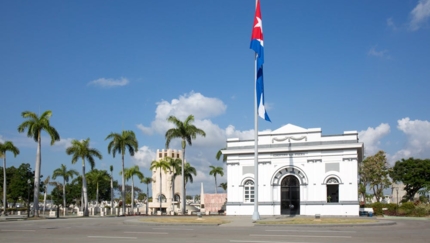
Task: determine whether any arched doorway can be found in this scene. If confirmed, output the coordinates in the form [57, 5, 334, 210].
[280, 175, 300, 215]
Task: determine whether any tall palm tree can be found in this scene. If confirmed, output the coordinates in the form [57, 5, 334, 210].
[42, 175, 51, 215]
[167, 157, 182, 208]
[18, 110, 60, 216]
[140, 177, 154, 215]
[0, 141, 20, 216]
[109, 165, 114, 210]
[209, 166, 224, 194]
[105, 130, 138, 216]
[86, 169, 110, 206]
[219, 182, 227, 192]
[165, 114, 206, 214]
[180, 162, 197, 200]
[52, 164, 79, 216]
[150, 158, 171, 213]
[66, 138, 102, 216]
[121, 165, 144, 214]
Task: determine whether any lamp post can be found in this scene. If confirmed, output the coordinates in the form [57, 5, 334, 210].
[27, 179, 31, 218]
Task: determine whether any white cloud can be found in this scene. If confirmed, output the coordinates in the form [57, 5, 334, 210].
[391, 118, 430, 162]
[52, 138, 74, 149]
[0, 135, 4, 143]
[87, 77, 129, 88]
[358, 123, 391, 156]
[132, 146, 156, 168]
[409, 0, 430, 31]
[387, 18, 397, 31]
[137, 91, 227, 136]
[367, 46, 390, 59]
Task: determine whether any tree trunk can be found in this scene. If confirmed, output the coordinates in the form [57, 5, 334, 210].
[63, 179, 66, 216]
[121, 154, 125, 216]
[215, 175, 218, 194]
[146, 184, 149, 215]
[43, 190, 47, 216]
[131, 177, 134, 214]
[33, 135, 42, 217]
[110, 177, 113, 211]
[181, 144, 186, 214]
[82, 159, 89, 216]
[2, 157, 7, 216]
[159, 170, 162, 213]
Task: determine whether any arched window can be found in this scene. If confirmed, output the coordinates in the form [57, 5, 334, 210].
[326, 177, 339, 203]
[174, 194, 180, 202]
[157, 194, 167, 203]
[243, 180, 254, 203]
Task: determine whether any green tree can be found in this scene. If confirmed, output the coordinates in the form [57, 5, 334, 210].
[0, 141, 20, 216]
[52, 164, 78, 216]
[359, 151, 391, 202]
[165, 114, 206, 214]
[150, 158, 171, 213]
[7, 163, 34, 208]
[87, 169, 110, 205]
[390, 157, 430, 201]
[141, 177, 154, 215]
[106, 130, 138, 215]
[18, 110, 60, 216]
[180, 162, 197, 198]
[215, 148, 227, 162]
[219, 182, 227, 192]
[168, 157, 182, 205]
[66, 138, 102, 216]
[121, 165, 144, 214]
[209, 166, 224, 194]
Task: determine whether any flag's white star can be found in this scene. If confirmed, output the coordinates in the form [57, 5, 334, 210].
[254, 17, 263, 32]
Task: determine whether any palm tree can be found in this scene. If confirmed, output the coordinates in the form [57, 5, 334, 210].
[18, 110, 60, 216]
[140, 177, 154, 215]
[66, 138, 102, 216]
[105, 130, 138, 216]
[167, 157, 182, 208]
[219, 182, 227, 192]
[150, 158, 171, 214]
[87, 169, 110, 207]
[180, 162, 197, 200]
[165, 114, 206, 214]
[0, 141, 20, 216]
[52, 164, 79, 216]
[109, 165, 114, 210]
[121, 165, 144, 214]
[42, 175, 51, 215]
[215, 148, 227, 162]
[209, 166, 224, 194]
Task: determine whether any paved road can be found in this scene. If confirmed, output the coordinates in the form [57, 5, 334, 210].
[1, 216, 429, 243]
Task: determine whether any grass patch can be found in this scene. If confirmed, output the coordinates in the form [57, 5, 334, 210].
[256, 217, 375, 225]
[139, 216, 230, 225]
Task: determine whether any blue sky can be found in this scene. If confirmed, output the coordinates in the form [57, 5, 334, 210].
[1, 0, 430, 196]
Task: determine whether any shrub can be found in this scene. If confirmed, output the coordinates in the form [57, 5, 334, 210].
[399, 202, 415, 216]
[383, 203, 398, 215]
[371, 202, 384, 216]
[413, 207, 427, 217]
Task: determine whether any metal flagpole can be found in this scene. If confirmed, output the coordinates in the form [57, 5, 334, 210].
[252, 51, 260, 221]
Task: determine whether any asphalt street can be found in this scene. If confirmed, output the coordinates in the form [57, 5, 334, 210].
[1, 216, 429, 243]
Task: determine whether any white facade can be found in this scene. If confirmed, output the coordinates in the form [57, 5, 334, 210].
[222, 124, 364, 216]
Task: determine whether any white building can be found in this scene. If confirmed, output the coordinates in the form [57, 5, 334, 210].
[149, 149, 183, 214]
[222, 124, 364, 216]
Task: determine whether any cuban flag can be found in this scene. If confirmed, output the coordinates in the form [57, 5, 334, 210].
[250, 0, 271, 122]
